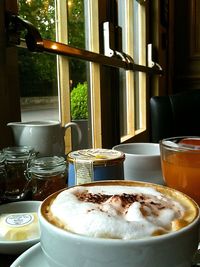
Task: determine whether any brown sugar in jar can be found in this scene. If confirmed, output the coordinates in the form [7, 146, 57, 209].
[3, 146, 36, 199]
[27, 156, 67, 201]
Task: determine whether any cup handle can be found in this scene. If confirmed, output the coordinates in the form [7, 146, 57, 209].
[64, 122, 82, 145]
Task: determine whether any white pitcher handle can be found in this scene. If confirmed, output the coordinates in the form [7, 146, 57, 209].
[64, 122, 82, 145]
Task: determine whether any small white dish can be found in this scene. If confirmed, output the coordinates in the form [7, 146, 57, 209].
[0, 201, 41, 255]
[10, 243, 47, 267]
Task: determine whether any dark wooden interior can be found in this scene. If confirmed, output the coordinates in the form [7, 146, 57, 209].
[155, 0, 200, 95]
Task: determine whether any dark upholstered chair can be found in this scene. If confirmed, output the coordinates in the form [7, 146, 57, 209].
[150, 89, 200, 143]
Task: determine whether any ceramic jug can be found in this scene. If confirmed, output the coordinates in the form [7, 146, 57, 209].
[7, 121, 82, 157]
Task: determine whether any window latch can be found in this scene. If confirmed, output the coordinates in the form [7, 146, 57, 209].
[5, 11, 44, 52]
[147, 44, 162, 71]
[103, 21, 134, 65]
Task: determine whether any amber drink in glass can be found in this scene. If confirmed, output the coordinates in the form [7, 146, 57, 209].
[160, 136, 200, 205]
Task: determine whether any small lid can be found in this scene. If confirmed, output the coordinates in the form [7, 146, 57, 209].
[28, 156, 66, 176]
[67, 148, 125, 166]
[3, 146, 35, 161]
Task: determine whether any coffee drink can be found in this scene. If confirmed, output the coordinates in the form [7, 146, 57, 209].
[39, 180, 200, 267]
[42, 181, 198, 240]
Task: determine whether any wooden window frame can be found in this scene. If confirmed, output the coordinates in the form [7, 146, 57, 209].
[2, 0, 162, 150]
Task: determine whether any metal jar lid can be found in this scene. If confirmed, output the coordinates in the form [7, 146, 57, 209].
[67, 148, 125, 166]
[28, 156, 66, 177]
[3, 146, 35, 162]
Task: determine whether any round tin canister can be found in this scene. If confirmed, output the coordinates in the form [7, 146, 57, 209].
[67, 148, 125, 186]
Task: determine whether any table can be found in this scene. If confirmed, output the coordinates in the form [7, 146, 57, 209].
[0, 253, 18, 267]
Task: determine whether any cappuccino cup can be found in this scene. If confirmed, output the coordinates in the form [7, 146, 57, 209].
[39, 180, 200, 267]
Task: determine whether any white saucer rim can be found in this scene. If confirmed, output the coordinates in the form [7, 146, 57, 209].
[10, 242, 44, 267]
[10, 241, 200, 267]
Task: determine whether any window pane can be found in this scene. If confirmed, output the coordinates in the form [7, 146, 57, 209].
[19, 50, 59, 121]
[18, 0, 59, 122]
[136, 72, 146, 132]
[133, 0, 140, 64]
[19, 0, 89, 149]
[57, 0, 89, 150]
[67, 0, 87, 92]
[118, 0, 147, 141]
[67, 0, 85, 49]
[17, 0, 148, 149]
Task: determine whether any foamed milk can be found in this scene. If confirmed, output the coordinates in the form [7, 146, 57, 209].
[45, 184, 196, 240]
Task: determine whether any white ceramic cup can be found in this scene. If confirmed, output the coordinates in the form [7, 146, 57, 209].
[38, 180, 200, 267]
[113, 143, 163, 184]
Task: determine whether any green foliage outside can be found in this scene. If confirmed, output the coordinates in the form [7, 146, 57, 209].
[18, 0, 57, 96]
[67, 0, 86, 89]
[19, 0, 56, 40]
[68, 0, 85, 49]
[18, 0, 86, 96]
[71, 82, 88, 120]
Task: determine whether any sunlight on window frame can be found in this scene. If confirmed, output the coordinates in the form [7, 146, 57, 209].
[56, 0, 102, 152]
[85, 0, 102, 148]
[55, 0, 71, 153]
[55, 0, 148, 149]
[136, 2, 147, 135]
[120, 0, 147, 142]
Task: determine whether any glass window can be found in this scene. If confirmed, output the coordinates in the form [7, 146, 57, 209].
[118, 0, 147, 142]
[55, 0, 89, 151]
[18, 0, 59, 122]
[16, 0, 152, 152]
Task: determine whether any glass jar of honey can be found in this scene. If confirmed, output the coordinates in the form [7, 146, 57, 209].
[27, 156, 67, 201]
[3, 146, 36, 200]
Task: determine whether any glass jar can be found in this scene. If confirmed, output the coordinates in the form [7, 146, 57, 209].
[27, 156, 67, 201]
[3, 146, 35, 199]
[0, 151, 6, 202]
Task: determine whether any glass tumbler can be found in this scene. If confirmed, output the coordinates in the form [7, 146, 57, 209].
[160, 136, 200, 205]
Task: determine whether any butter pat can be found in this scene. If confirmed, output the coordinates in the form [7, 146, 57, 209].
[0, 212, 40, 241]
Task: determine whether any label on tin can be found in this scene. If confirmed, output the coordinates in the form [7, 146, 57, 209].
[68, 149, 125, 186]
[68, 149, 124, 165]
[74, 158, 94, 185]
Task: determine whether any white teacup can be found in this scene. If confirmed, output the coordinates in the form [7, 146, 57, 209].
[38, 180, 200, 267]
[113, 143, 163, 184]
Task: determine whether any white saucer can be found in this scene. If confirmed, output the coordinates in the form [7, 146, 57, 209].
[10, 243, 48, 267]
[10, 242, 200, 267]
